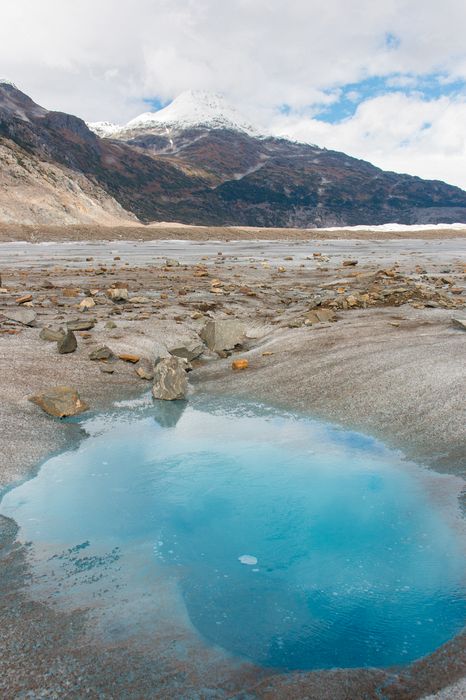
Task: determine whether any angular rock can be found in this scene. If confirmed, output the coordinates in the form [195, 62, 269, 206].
[135, 358, 154, 380]
[168, 337, 204, 361]
[40, 326, 65, 342]
[118, 353, 140, 363]
[89, 345, 116, 361]
[57, 329, 77, 354]
[152, 356, 188, 401]
[79, 297, 96, 310]
[165, 259, 180, 267]
[29, 386, 88, 418]
[107, 287, 128, 302]
[3, 308, 36, 326]
[200, 319, 246, 355]
[67, 318, 96, 331]
[16, 294, 33, 304]
[304, 309, 336, 325]
[452, 318, 466, 331]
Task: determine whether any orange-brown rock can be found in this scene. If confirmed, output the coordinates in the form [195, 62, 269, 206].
[232, 359, 249, 370]
[29, 386, 88, 418]
[16, 294, 32, 304]
[118, 353, 140, 363]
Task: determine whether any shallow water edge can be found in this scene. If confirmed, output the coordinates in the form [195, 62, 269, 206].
[1, 392, 465, 699]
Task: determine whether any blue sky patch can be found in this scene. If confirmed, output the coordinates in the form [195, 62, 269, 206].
[143, 96, 168, 111]
[312, 73, 466, 123]
[384, 32, 400, 50]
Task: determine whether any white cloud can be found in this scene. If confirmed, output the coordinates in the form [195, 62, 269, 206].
[1, 1, 466, 186]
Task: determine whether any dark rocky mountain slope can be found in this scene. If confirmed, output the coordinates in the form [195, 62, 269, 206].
[2, 82, 466, 227]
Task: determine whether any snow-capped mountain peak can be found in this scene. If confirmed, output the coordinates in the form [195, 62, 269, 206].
[88, 90, 259, 137]
[126, 90, 257, 134]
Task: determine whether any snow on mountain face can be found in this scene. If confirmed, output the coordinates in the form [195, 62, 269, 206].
[126, 91, 257, 134]
[88, 90, 259, 138]
[87, 120, 121, 138]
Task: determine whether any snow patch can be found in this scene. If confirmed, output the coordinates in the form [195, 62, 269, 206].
[315, 222, 466, 232]
[87, 121, 121, 138]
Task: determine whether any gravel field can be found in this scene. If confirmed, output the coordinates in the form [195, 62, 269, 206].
[0, 231, 465, 699]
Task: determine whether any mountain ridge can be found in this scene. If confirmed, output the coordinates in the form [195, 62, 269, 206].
[2, 81, 466, 227]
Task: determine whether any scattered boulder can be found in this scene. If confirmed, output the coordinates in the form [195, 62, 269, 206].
[148, 341, 171, 365]
[105, 320, 117, 329]
[168, 337, 204, 361]
[107, 287, 128, 302]
[89, 345, 116, 361]
[67, 318, 96, 331]
[40, 326, 65, 342]
[3, 308, 36, 326]
[342, 260, 358, 266]
[57, 330, 77, 354]
[79, 298, 96, 311]
[165, 259, 180, 267]
[304, 309, 337, 325]
[29, 386, 88, 418]
[200, 319, 246, 355]
[152, 356, 188, 401]
[452, 318, 466, 331]
[135, 358, 154, 380]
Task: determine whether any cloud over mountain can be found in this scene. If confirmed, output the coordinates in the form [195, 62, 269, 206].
[2, 1, 466, 186]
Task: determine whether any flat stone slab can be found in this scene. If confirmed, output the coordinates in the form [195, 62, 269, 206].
[3, 308, 36, 326]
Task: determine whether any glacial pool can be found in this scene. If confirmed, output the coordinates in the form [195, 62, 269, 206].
[1, 395, 465, 671]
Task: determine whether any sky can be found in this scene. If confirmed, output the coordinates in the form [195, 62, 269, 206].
[2, 0, 466, 188]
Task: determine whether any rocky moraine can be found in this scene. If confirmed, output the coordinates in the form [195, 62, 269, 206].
[0, 228, 465, 699]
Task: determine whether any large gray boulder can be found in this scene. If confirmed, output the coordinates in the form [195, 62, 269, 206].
[29, 386, 88, 417]
[107, 287, 128, 302]
[67, 318, 96, 331]
[168, 337, 204, 361]
[89, 345, 116, 361]
[200, 319, 246, 355]
[40, 326, 65, 342]
[152, 357, 188, 401]
[57, 330, 77, 354]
